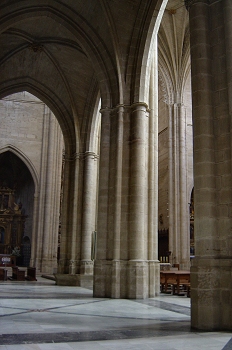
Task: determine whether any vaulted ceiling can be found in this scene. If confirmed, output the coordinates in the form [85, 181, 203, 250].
[0, 0, 187, 152]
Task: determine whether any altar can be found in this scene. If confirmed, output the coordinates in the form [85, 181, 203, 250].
[0, 186, 27, 258]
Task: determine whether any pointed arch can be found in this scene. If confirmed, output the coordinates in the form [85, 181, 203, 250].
[129, 0, 168, 103]
[0, 79, 76, 155]
[0, 145, 39, 193]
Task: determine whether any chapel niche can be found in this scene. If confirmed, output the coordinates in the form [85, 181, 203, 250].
[0, 187, 27, 255]
[0, 151, 35, 265]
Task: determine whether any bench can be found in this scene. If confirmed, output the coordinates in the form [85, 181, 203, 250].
[12, 267, 25, 281]
[160, 270, 190, 296]
[26, 267, 37, 281]
[0, 268, 7, 281]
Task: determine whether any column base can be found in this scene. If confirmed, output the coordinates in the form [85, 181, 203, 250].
[80, 260, 94, 275]
[54, 273, 93, 289]
[93, 259, 160, 299]
[191, 257, 232, 331]
[57, 258, 71, 274]
[40, 258, 57, 274]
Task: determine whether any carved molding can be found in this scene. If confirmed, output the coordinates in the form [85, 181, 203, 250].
[64, 151, 99, 162]
[131, 101, 149, 110]
[83, 151, 99, 160]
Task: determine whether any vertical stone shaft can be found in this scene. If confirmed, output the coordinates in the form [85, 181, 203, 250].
[112, 106, 123, 260]
[58, 155, 72, 273]
[168, 104, 180, 264]
[148, 50, 160, 298]
[94, 108, 111, 297]
[179, 104, 189, 269]
[109, 105, 124, 298]
[30, 192, 38, 267]
[69, 154, 80, 274]
[51, 122, 63, 272]
[97, 108, 111, 260]
[35, 105, 49, 270]
[224, 0, 232, 157]
[224, 1, 232, 258]
[41, 114, 57, 273]
[168, 104, 174, 263]
[148, 54, 158, 261]
[189, 0, 216, 256]
[81, 151, 97, 274]
[129, 103, 147, 261]
[218, 0, 232, 330]
[168, 101, 190, 269]
[188, 0, 227, 331]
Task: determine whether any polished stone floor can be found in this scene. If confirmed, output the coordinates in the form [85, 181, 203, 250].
[0, 275, 231, 350]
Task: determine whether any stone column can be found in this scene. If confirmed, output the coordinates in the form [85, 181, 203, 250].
[178, 104, 189, 269]
[34, 105, 49, 270]
[223, 2, 232, 330]
[168, 103, 189, 269]
[50, 120, 63, 274]
[56, 151, 82, 285]
[57, 153, 71, 274]
[224, 1, 232, 129]
[187, 0, 232, 330]
[168, 103, 175, 263]
[41, 113, 63, 273]
[80, 151, 98, 276]
[68, 153, 81, 275]
[188, 0, 216, 329]
[128, 102, 148, 299]
[29, 192, 39, 267]
[110, 105, 124, 298]
[94, 107, 111, 297]
[148, 53, 160, 297]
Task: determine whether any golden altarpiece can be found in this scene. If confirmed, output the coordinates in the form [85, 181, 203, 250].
[0, 187, 27, 256]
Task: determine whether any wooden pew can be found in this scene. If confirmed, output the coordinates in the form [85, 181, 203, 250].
[160, 270, 190, 296]
[0, 268, 7, 281]
[172, 271, 190, 295]
[26, 267, 37, 281]
[12, 267, 25, 281]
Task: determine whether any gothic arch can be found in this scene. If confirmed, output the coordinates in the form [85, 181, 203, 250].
[0, 145, 38, 194]
[0, 81, 76, 155]
[128, 0, 168, 103]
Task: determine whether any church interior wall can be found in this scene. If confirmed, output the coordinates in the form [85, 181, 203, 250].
[0, 92, 44, 178]
[0, 91, 64, 271]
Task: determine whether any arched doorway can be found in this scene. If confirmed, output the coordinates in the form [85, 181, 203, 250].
[0, 151, 34, 264]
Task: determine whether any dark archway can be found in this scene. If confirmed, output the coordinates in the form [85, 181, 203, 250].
[0, 151, 35, 264]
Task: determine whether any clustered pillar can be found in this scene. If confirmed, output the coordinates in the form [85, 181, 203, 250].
[94, 101, 160, 299]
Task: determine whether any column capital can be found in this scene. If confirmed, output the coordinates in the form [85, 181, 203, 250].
[64, 152, 99, 162]
[131, 101, 149, 111]
[63, 152, 79, 162]
[83, 151, 99, 160]
[99, 106, 112, 114]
